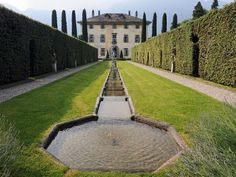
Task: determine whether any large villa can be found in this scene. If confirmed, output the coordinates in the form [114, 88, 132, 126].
[79, 12, 151, 59]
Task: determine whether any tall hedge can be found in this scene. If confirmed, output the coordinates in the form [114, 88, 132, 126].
[0, 7, 98, 85]
[132, 2, 236, 87]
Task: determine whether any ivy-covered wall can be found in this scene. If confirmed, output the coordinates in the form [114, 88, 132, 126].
[132, 2, 236, 86]
[0, 6, 98, 85]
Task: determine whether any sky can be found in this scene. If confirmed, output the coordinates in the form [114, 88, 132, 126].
[0, 0, 234, 36]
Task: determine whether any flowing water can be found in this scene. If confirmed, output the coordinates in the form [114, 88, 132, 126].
[46, 60, 180, 172]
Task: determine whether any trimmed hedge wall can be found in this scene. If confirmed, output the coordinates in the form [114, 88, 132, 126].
[132, 2, 236, 86]
[0, 6, 98, 85]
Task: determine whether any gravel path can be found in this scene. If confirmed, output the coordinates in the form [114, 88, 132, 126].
[0, 62, 99, 103]
[130, 61, 236, 107]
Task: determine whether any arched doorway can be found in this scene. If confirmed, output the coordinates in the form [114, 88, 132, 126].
[111, 46, 119, 58]
[147, 52, 150, 65]
[191, 33, 199, 77]
[160, 50, 163, 68]
[29, 39, 36, 77]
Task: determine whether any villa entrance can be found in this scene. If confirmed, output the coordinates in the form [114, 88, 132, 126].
[111, 46, 119, 58]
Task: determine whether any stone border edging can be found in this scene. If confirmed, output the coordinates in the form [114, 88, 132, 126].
[93, 70, 110, 115]
[131, 115, 187, 172]
[117, 66, 136, 116]
[0, 61, 100, 104]
[42, 115, 98, 149]
[94, 63, 136, 117]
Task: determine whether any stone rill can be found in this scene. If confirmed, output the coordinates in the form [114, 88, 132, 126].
[44, 60, 185, 172]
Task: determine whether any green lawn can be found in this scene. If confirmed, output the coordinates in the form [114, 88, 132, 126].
[0, 61, 234, 177]
[118, 61, 228, 140]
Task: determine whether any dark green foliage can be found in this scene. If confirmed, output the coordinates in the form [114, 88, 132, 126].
[212, 0, 219, 9]
[0, 115, 22, 177]
[193, 1, 206, 19]
[120, 50, 123, 59]
[0, 6, 98, 85]
[162, 13, 167, 33]
[72, 10, 77, 37]
[171, 106, 236, 177]
[106, 51, 109, 59]
[141, 13, 147, 42]
[51, 10, 58, 29]
[82, 9, 88, 42]
[152, 12, 157, 37]
[61, 10, 67, 34]
[171, 13, 178, 30]
[132, 3, 236, 86]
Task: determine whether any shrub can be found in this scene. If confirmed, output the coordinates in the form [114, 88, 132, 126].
[170, 105, 236, 177]
[0, 114, 22, 177]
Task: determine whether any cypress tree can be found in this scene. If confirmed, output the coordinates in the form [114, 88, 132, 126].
[120, 50, 123, 59]
[152, 12, 157, 37]
[52, 9, 58, 29]
[162, 13, 167, 33]
[141, 13, 147, 42]
[82, 9, 88, 42]
[61, 10, 67, 34]
[193, 2, 206, 19]
[211, 0, 219, 9]
[171, 13, 178, 30]
[72, 10, 77, 37]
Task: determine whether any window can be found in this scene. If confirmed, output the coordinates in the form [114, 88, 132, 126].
[124, 35, 129, 43]
[112, 33, 117, 44]
[101, 24, 105, 29]
[112, 24, 117, 29]
[89, 34, 94, 42]
[89, 24, 93, 29]
[124, 48, 129, 56]
[135, 35, 140, 43]
[136, 24, 140, 29]
[124, 24, 128, 29]
[100, 48, 106, 56]
[100, 34, 105, 43]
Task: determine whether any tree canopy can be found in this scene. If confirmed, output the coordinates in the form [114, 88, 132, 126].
[51, 10, 58, 29]
[141, 13, 147, 42]
[152, 12, 157, 37]
[82, 9, 88, 42]
[193, 1, 206, 19]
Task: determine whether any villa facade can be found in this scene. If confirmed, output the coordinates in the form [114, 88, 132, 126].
[79, 12, 151, 59]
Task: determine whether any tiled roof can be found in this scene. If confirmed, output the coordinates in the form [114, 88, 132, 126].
[78, 13, 151, 25]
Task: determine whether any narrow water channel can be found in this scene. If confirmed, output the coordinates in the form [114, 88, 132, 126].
[47, 60, 180, 172]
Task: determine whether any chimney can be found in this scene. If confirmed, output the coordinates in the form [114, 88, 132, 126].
[128, 11, 131, 16]
[135, 11, 138, 17]
[98, 10, 101, 16]
[92, 10, 95, 17]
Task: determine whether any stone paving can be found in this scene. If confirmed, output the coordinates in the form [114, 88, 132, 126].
[0, 62, 99, 103]
[129, 61, 236, 107]
[98, 96, 131, 120]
